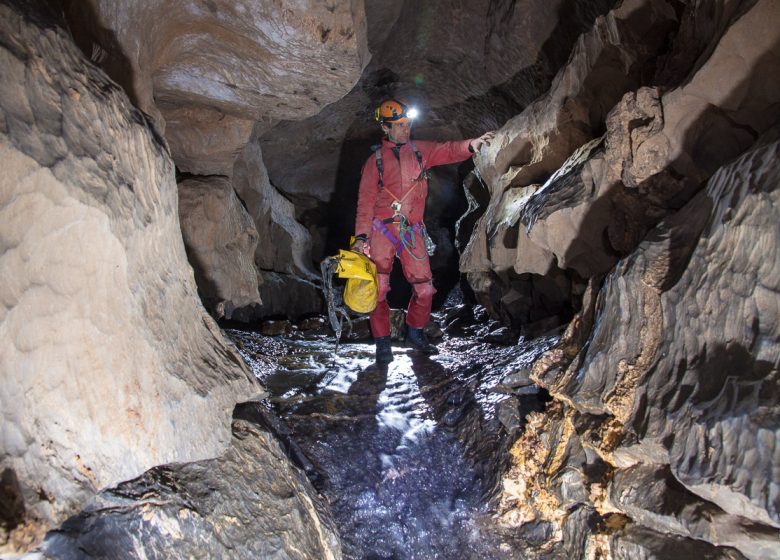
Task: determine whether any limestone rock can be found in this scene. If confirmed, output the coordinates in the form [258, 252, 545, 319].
[260, 320, 293, 337]
[461, 0, 679, 309]
[63, 0, 370, 176]
[610, 526, 748, 560]
[0, 4, 259, 552]
[496, 3, 780, 552]
[178, 176, 262, 318]
[233, 128, 317, 279]
[609, 465, 779, 558]
[521, 126, 780, 559]
[41, 417, 342, 560]
[164, 106, 256, 177]
[257, 271, 323, 320]
[464, 0, 780, 326]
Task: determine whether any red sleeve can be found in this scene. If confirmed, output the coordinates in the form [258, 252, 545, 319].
[354, 154, 379, 237]
[416, 139, 473, 168]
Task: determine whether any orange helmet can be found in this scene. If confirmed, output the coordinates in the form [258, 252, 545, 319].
[374, 99, 419, 124]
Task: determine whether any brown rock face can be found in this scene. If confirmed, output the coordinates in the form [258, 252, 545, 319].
[492, 0, 780, 557]
[178, 176, 262, 319]
[60, 0, 371, 319]
[63, 0, 370, 176]
[461, 0, 679, 296]
[233, 128, 317, 279]
[39, 415, 342, 559]
[0, 3, 261, 552]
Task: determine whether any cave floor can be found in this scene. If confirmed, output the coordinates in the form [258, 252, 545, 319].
[228, 327, 557, 559]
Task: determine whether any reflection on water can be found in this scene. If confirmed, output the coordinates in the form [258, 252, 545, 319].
[226, 331, 557, 559]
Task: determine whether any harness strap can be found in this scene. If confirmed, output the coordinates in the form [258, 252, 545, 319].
[372, 142, 426, 191]
[373, 217, 403, 255]
[372, 217, 426, 260]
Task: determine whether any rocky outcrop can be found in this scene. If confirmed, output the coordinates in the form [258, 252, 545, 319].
[500, 124, 780, 560]
[0, 4, 265, 553]
[62, 0, 370, 176]
[178, 176, 262, 319]
[41, 411, 342, 560]
[231, 126, 322, 319]
[233, 128, 317, 280]
[58, 0, 370, 321]
[488, 0, 780, 557]
[460, 0, 679, 317]
[463, 0, 780, 324]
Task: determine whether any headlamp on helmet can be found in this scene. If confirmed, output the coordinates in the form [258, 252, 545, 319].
[374, 99, 420, 124]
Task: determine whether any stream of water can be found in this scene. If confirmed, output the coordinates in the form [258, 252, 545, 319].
[227, 329, 557, 559]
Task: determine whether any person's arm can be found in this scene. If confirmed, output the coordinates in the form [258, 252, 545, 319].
[420, 131, 497, 167]
[352, 155, 379, 253]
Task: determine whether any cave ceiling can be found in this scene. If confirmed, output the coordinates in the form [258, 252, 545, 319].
[62, 0, 616, 208]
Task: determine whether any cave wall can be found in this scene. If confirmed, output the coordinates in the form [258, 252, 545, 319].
[257, 0, 617, 274]
[0, 2, 333, 553]
[178, 175, 262, 319]
[59, 0, 370, 321]
[55, 0, 620, 322]
[484, 0, 780, 557]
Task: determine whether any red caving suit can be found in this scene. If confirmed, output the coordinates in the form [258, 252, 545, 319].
[354, 136, 473, 338]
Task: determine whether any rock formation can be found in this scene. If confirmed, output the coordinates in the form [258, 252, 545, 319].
[40, 408, 342, 560]
[0, 2, 326, 554]
[49, 0, 619, 321]
[3, 0, 780, 557]
[484, 0, 780, 557]
[60, 0, 370, 319]
[178, 176, 262, 320]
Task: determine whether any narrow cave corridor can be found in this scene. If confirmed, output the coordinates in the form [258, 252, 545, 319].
[1, 0, 779, 559]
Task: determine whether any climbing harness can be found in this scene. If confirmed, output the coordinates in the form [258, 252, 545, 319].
[370, 141, 435, 259]
[371, 216, 434, 260]
[373, 141, 429, 194]
[319, 246, 378, 352]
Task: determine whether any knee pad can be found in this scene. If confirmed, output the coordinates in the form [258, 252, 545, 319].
[412, 280, 436, 299]
[377, 273, 391, 301]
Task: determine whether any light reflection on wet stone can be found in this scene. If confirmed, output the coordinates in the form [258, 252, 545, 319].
[225, 329, 558, 559]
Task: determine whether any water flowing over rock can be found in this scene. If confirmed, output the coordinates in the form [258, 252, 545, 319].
[0, 3, 261, 551]
[226, 328, 559, 559]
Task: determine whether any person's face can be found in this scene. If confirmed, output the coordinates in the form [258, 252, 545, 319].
[383, 121, 412, 144]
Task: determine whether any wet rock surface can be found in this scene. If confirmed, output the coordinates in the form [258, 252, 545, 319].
[450, 3, 780, 554]
[40, 416, 341, 560]
[227, 326, 558, 559]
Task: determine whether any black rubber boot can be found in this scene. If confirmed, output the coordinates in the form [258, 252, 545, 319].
[406, 327, 439, 355]
[375, 336, 394, 364]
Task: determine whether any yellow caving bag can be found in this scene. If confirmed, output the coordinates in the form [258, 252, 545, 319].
[335, 249, 378, 314]
[319, 245, 379, 352]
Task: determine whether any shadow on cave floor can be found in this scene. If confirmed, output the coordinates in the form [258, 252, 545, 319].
[226, 328, 558, 559]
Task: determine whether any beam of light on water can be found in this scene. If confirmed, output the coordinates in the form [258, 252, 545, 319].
[223, 330, 557, 558]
